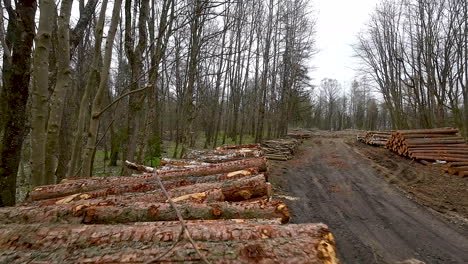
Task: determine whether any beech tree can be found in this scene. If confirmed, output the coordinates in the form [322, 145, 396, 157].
[0, 0, 36, 206]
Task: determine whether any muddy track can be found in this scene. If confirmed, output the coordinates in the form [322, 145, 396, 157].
[270, 137, 468, 264]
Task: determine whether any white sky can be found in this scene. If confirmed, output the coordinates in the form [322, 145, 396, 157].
[309, 0, 378, 88]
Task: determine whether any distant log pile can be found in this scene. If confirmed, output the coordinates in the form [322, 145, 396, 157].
[287, 131, 313, 139]
[386, 128, 468, 177]
[183, 144, 264, 163]
[258, 129, 313, 161]
[358, 131, 393, 146]
[0, 143, 339, 263]
[261, 138, 300, 160]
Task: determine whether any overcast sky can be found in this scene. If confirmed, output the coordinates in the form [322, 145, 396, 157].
[309, 0, 378, 88]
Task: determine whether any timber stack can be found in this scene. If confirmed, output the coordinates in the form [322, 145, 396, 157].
[0, 145, 339, 263]
[287, 131, 313, 140]
[261, 138, 301, 161]
[358, 131, 393, 146]
[386, 128, 468, 177]
[182, 144, 264, 163]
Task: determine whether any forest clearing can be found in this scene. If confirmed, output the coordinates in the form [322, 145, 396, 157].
[0, 0, 467, 263]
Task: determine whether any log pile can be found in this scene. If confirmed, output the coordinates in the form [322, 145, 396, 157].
[287, 131, 313, 139]
[386, 128, 468, 177]
[0, 144, 340, 263]
[183, 144, 264, 163]
[261, 138, 301, 161]
[358, 131, 393, 146]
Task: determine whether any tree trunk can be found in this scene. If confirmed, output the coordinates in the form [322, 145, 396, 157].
[67, 0, 109, 178]
[122, 0, 150, 174]
[43, 0, 74, 184]
[81, 0, 123, 178]
[30, 0, 55, 186]
[0, 0, 37, 206]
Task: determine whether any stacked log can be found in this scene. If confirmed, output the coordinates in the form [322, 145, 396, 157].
[183, 144, 264, 163]
[261, 138, 301, 160]
[287, 129, 313, 139]
[358, 131, 393, 146]
[0, 222, 337, 263]
[446, 162, 468, 177]
[386, 128, 468, 177]
[1, 143, 340, 263]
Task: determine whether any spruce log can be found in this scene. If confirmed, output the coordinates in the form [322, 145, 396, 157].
[27, 174, 270, 207]
[29, 158, 267, 201]
[397, 128, 459, 134]
[447, 166, 468, 175]
[409, 150, 468, 155]
[407, 144, 468, 149]
[24, 171, 265, 206]
[0, 222, 330, 251]
[405, 140, 466, 146]
[0, 199, 290, 224]
[402, 133, 460, 138]
[215, 143, 261, 150]
[0, 230, 337, 264]
[447, 162, 468, 167]
[191, 153, 265, 163]
[183, 149, 264, 163]
[160, 158, 211, 167]
[410, 153, 468, 159]
[411, 155, 468, 162]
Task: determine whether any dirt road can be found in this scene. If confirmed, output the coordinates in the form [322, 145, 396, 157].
[270, 135, 468, 264]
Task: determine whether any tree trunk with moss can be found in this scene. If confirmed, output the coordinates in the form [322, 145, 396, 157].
[0, 0, 37, 206]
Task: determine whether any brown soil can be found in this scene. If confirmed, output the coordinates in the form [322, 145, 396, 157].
[269, 131, 468, 264]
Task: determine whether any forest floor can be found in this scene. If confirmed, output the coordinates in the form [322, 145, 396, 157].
[269, 130, 468, 264]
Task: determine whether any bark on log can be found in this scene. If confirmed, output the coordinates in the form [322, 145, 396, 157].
[29, 158, 267, 201]
[447, 162, 468, 167]
[402, 133, 460, 138]
[183, 149, 264, 163]
[0, 223, 338, 264]
[409, 150, 468, 155]
[0, 199, 290, 224]
[0, 222, 330, 250]
[160, 158, 211, 167]
[411, 156, 468, 162]
[407, 144, 468, 149]
[23, 169, 262, 206]
[27, 174, 270, 207]
[397, 128, 459, 134]
[215, 144, 261, 150]
[405, 139, 466, 146]
[124, 160, 156, 172]
[447, 166, 468, 175]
